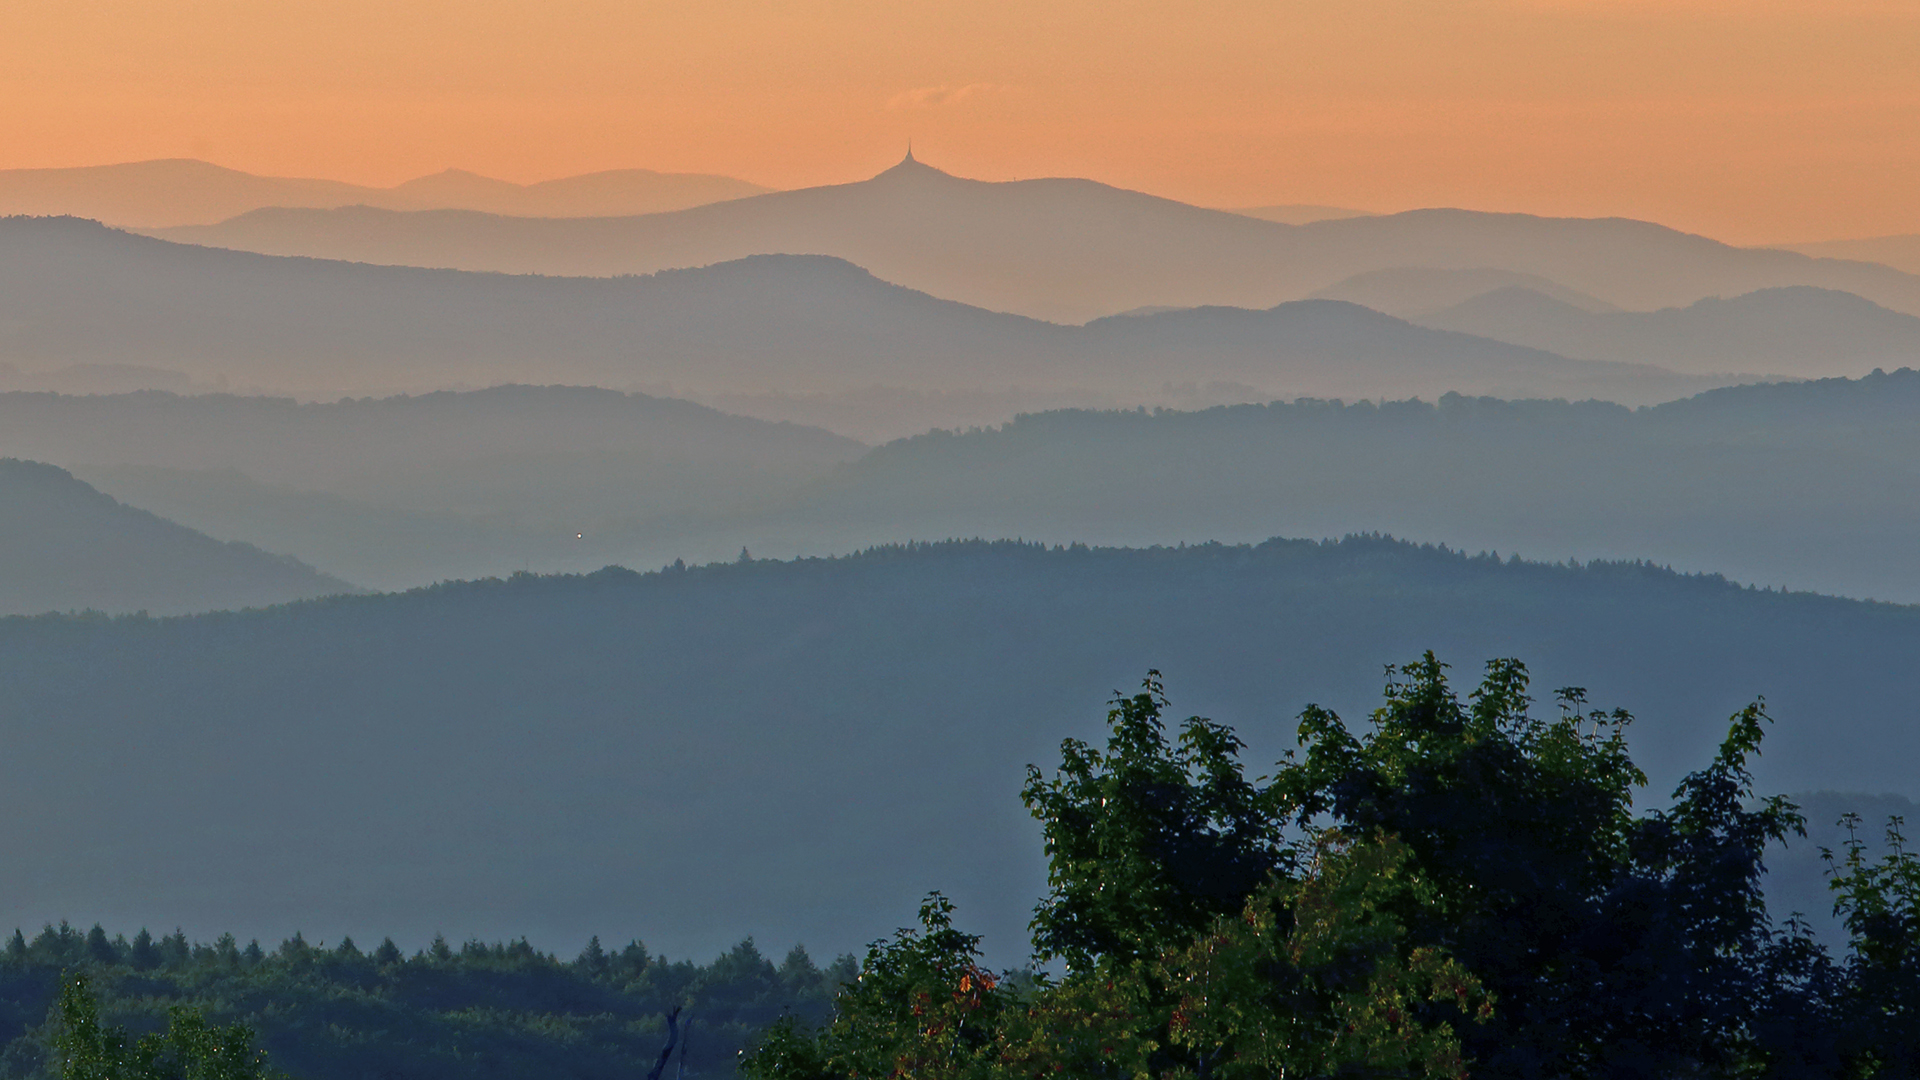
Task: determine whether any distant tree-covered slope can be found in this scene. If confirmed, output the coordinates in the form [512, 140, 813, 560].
[774, 368, 1920, 603]
[0, 458, 352, 615]
[0, 537, 1913, 964]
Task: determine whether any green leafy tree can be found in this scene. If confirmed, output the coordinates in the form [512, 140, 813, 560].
[1023, 672, 1289, 972]
[1159, 831, 1490, 1080]
[54, 971, 279, 1080]
[744, 894, 1011, 1080]
[1827, 815, 1920, 1074]
[1262, 656, 1810, 1077]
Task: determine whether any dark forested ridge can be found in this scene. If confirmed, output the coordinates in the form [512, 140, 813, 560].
[0, 458, 352, 615]
[779, 367, 1920, 603]
[1, 536, 1914, 966]
[0, 924, 849, 1080]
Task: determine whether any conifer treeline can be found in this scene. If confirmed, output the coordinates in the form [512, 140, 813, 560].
[0, 922, 852, 1079]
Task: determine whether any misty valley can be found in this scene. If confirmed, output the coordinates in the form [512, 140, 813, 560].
[4, 152, 1920, 1078]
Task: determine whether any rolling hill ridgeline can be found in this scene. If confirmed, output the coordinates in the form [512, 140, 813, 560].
[0, 216, 1723, 412]
[0, 159, 769, 229]
[25, 369, 1920, 602]
[1413, 284, 1920, 378]
[0, 457, 353, 616]
[0, 384, 863, 591]
[2, 535, 1917, 969]
[144, 154, 1920, 325]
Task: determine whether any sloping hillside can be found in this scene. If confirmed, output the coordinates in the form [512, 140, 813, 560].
[0, 458, 352, 615]
[0, 385, 864, 590]
[0, 537, 1912, 963]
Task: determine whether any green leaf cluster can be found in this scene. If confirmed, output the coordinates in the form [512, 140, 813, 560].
[745, 654, 1920, 1079]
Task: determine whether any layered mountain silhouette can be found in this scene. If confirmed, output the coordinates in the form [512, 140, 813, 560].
[0, 458, 352, 615]
[1309, 267, 1621, 318]
[147, 154, 1920, 323]
[24, 370, 1920, 604]
[1781, 233, 1920, 277]
[0, 538, 1911, 962]
[0, 385, 863, 590]
[0, 159, 768, 228]
[1413, 286, 1920, 378]
[746, 369, 1920, 605]
[0, 217, 1720, 408]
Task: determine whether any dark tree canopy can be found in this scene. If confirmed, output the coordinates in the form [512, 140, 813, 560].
[745, 655, 1920, 1080]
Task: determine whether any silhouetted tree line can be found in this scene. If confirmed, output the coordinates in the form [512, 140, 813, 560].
[744, 656, 1920, 1079]
[0, 925, 852, 1080]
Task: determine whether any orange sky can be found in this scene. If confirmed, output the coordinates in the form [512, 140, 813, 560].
[5, 0, 1918, 243]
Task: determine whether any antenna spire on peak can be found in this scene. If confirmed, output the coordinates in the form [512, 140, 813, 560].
[904, 140, 916, 163]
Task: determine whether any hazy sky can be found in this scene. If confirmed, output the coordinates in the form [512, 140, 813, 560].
[6, 0, 1917, 244]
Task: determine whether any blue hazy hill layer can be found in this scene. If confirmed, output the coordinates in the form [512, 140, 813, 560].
[0, 536, 1910, 963]
[0, 216, 1712, 405]
[0, 457, 352, 615]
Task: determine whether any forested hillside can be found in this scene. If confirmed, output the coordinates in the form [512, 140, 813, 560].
[781, 368, 1920, 602]
[0, 459, 352, 615]
[1, 537, 1913, 964]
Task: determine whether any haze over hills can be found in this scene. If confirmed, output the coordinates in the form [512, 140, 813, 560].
[1412, 286, 1920, 378]
[0, 217, 1722, 417]
[0, 458, 352, 615]
[1779, 234, 1920, 277]
[28, 370, 1920, 604]
[147, 154, 1920, 324]
[0, 386, 864, 590]
[0, 538, 1913, 964]
[1309, 267, 1622, 318]
[0, 159, 769, 228]
[739, 369, 1920, 604]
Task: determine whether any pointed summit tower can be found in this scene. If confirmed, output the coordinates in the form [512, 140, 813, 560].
[875, 144, 944, 181]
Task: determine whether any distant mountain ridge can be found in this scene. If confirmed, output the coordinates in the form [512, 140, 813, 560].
[1779, 234, 1920, 277]
[1310, 267, 1621, 318]
[0, 217, 1724, 410]
[0, 384, 865, 590]
[1414, 285, 1920, 378]
[0, 458, 352, 615]
[145, 155, 1920, 324]
[0, 159, 769, 228]
[751, 368, 1920, 605]
[29, 369, 1920, 605]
